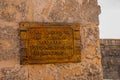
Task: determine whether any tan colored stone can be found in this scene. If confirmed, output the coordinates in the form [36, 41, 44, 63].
[0, 72, 3, 78]
[0, 39, 15, 51]
[0, 0, 26, 22]
[0, 0, 102, 80]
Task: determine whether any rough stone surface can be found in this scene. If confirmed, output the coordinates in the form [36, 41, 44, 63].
[100, 39, 120, 79]
[33, 0, 100, 24]
[0, 0, 102, 80]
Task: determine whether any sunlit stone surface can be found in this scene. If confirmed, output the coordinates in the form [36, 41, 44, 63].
[0, 0, 102, 80]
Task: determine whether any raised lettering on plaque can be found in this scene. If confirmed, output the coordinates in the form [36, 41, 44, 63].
[20, 22, 81, 64]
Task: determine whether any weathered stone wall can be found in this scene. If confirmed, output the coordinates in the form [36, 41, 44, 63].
[100, 39, 120, 79]
[0, 0, 102, 80]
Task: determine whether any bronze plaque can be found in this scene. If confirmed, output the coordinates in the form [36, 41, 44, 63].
[20, 22, 81, 64]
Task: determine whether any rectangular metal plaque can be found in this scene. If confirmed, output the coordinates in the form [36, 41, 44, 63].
[20, 22, 81, 64]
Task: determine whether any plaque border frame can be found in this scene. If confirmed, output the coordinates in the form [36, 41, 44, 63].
[19, 22, 81, 64]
